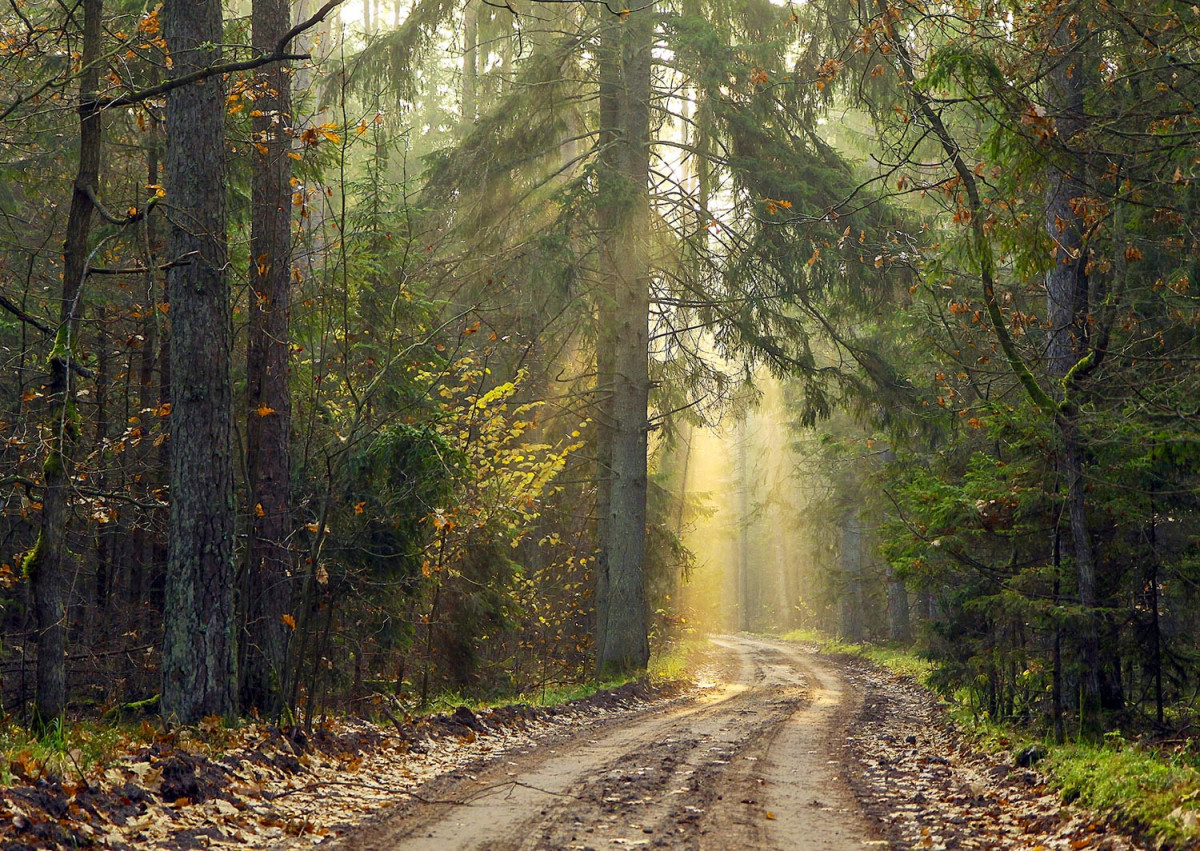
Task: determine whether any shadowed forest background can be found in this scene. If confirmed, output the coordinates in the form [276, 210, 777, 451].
[0, 0, 1197, 751]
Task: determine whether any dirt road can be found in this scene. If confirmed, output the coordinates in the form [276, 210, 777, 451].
[337, 635, 882, 850]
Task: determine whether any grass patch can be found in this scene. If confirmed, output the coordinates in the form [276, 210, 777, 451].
[0, 716, 156, 786]
[1045, 739, 1200, 845]
[421, 639, 702, 715]
[779, 629, 934, 682]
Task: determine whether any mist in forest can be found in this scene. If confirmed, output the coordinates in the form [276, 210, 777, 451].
[673, 379, 827, 637]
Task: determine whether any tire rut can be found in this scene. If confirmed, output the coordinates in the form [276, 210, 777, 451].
[336, 636, 880, 850]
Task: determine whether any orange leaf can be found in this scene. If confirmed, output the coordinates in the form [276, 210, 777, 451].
[254, 404, 276, 417]
[281, 613, 296, 630]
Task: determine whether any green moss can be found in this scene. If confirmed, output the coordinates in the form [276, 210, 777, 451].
[61, 398, 81, 441]
[46, 326, 71, 364]
[41, 449, 63, 480]
[20, 533, 43, 579]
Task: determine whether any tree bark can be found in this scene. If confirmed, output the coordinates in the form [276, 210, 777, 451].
[736, 419, 751, 631]
[838, 510, 864, 643]
[887, 573, 910, 643]
[161, 0, 238, 723]
[461, 2, 477, 128]
[1042, 21, 1102, 728]
[594, 4, 653, 675]
[28, 0, 103, 729]
[242, 0, 296, 718]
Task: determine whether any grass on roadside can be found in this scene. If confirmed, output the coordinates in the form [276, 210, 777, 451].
[1045, 739, 1200, 845]
[413, 638, 701, 716]
[776, 629, 1200, 848]
[780, 628, 934, 682]
[0, 716, 157, 786]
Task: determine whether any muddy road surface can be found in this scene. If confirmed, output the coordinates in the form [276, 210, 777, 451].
[336, 635, 882, 850]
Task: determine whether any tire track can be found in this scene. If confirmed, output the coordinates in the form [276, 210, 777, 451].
[335, 636, 880, 850]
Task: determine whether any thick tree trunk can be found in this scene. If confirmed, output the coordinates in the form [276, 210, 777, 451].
[594, 4, 653, 675]
[242, 0, 296, 718]
[1042, 23, 1102, 728]
[161, 0, 238, 723]
[28, 0, 103, 729]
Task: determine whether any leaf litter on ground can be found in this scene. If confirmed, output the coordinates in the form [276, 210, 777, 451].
[834, 655, 1151, 851]
[0, 679, 682, 850]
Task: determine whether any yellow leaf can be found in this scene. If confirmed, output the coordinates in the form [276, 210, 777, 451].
[321, 129, 341, 144]
[281, 613, 296, 630]
[765, 811, 776, 820]
[354, 501, 366, 514]
[254, 404, 276, 417]
[254, 503, 265, 517]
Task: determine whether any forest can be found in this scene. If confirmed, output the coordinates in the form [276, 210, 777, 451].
[0, 0, 1196, 772]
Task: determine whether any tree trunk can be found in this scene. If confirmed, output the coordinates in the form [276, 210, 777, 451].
[161, 0, 238, 723]
[242, 0, 296, 718]
[736, 419, 751, 631]
[461, 2, 477, 129]
[838, 511, 864, 643]
[887, 573, 910, 643]
[1042, 21, 1102, 729]
[594, 3, 653, 675]
[28, 0, 103, 729]
[131, 126, 164, 644]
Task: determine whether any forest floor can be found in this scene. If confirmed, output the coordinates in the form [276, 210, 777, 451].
[0, 635, 1152, 850]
